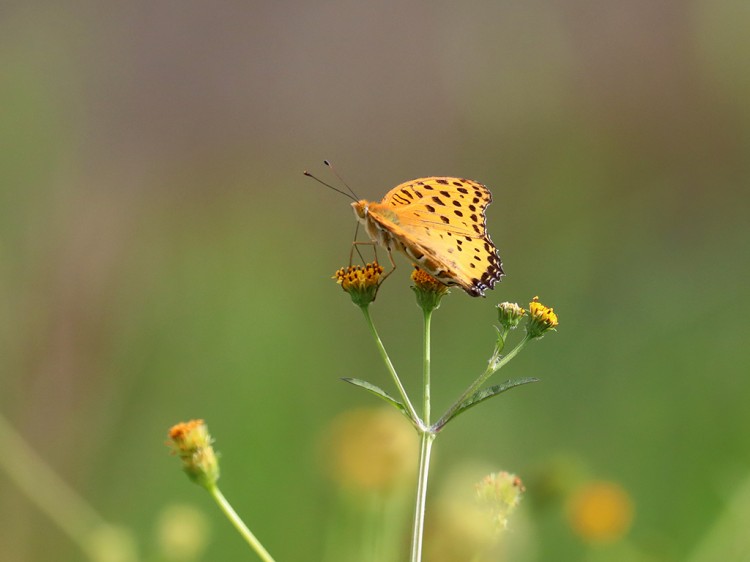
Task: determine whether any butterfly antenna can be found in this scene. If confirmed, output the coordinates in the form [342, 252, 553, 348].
[324, 160, 361, 200]
[303, 170, 357, 201]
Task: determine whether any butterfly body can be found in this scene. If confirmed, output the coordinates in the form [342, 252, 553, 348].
[352, 177, 503, 297]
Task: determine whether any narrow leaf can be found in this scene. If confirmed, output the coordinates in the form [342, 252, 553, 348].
[341, 378, 406, 414]
[445, 377, 539, 425]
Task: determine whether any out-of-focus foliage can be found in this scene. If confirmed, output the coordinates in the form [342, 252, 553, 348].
[1, 2, 749, 561]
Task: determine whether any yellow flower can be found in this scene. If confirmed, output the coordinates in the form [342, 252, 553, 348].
[411, 267, 449, 312]
[321, 408, 418, 494]
[167, 420, 219, 489]
[156, 504, 211, 561]
[333, 262, 383, 307]
[526, 296, 558, 338]
[567, 481, 634, 543]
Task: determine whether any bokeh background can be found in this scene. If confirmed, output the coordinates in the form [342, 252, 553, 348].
[2, 1, 750, 561]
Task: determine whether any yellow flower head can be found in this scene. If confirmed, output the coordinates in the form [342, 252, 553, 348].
[321, 408, 418, 494]
[334, 262, 383, 307]
[411, 267, 449, 312]
[167, 420, 219, 489]
[567, 481, 634, 543]
[526, 296, 558, 338]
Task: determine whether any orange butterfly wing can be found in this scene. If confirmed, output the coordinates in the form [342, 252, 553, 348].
[366, 177, 503, 296]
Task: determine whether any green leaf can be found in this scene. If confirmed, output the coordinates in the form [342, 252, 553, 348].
[442, 377, 539, 427]
[341, 378, 406, 415]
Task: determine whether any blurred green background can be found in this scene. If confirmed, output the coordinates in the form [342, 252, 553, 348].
[2, 1, 750, 561]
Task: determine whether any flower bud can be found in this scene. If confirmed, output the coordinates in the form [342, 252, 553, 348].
[496, 302, 526, 331]
[167, 420, 220, 490]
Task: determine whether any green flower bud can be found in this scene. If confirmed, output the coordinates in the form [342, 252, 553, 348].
[167, 420, 220, 490]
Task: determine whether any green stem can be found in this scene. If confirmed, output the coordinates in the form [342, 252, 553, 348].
[434, 334, 532, 432]
[0, 414, 106, 560]
[409, 305, 436, 562]
[409, 430, 435, 562]
[360, 305, 422, 427]
[422, 309, 433, 424]
[209, 485, 276, 562]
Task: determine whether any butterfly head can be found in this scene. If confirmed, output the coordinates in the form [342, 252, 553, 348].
[351, 200, 368, 221]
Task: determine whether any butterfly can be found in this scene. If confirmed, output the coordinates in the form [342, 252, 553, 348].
[351, 177, 504, 297]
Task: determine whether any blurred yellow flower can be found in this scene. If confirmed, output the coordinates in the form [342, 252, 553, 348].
[85, 524, 138, 562]
[424, 464, 532, 562]
[567, 481, 634, 543]
[321, 408, 417, 493]
[476, 471, 525, 530]
[155, 504, 210, 561]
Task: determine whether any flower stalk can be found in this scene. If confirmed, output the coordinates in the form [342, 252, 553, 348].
[422, 308, 433, 427]
[409, 431, 435, 562]
[433, 334, 532, 433]
[361, 305, 422, 428]
[208, 485, 276, 562]
[167, 420, 276, 562]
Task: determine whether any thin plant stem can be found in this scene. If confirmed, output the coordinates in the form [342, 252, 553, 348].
[434, 334, 532, 432]
[208, 485, 276, 562]
[360, 305, 422, 427]
[422, 309, 433, 424]
[409, 306, 436, 562]
[409, 430, 435, 562]
[0, 414, 106, 560]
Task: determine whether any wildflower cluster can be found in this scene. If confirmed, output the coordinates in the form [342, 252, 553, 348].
[164, 245, 560, 562]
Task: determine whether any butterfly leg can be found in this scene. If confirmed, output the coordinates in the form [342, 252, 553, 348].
[379, 248, 397, 282]
[349, 240, 377, 266]
[348, 241, 397, 282]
